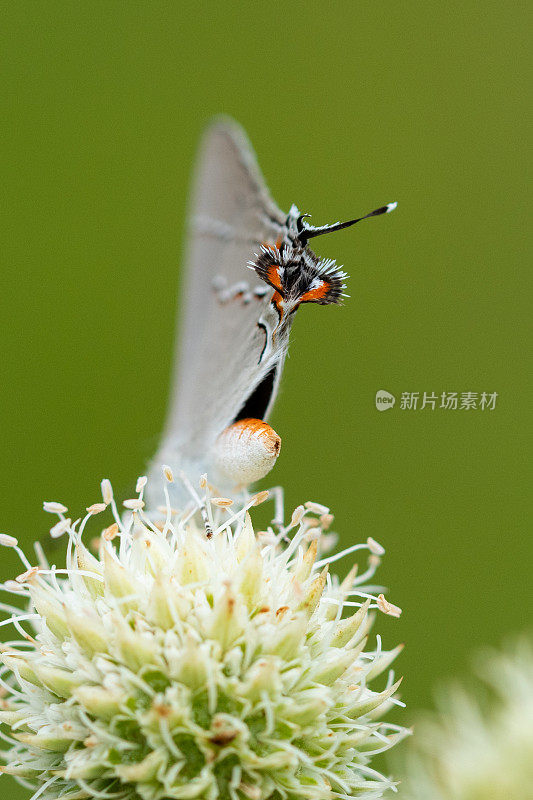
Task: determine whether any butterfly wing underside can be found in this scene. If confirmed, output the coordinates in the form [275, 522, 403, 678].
[155, 119, 287, 468]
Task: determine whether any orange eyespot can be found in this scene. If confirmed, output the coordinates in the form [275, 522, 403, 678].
[231, 419, 281, 455]
[212, 418, 282, 489]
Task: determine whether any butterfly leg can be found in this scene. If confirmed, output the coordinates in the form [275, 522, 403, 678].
[178, 470, 214, 538]
[200, 505, 214, 538]
[213, 276, 270, 305]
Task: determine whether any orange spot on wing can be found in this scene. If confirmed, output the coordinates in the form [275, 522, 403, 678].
[271, 290, 284, 319]
[229, 420, 281, 454]
[266, 266, 283, 292]
[299, 280, 330, 303]
[233, 418, 270, 437]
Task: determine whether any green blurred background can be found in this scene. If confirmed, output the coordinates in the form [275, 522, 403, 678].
[1, 2, 531, 795]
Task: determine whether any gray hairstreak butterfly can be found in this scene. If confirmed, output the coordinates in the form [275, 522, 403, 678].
[148, 118, 396, 505]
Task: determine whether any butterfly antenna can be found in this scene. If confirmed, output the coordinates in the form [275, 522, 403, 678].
[302, 202, 397, 242]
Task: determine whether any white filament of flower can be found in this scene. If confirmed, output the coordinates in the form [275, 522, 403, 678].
[0, 476, 406, 800]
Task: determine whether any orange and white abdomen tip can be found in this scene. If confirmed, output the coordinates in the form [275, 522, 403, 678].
[212, 418, 281, 489]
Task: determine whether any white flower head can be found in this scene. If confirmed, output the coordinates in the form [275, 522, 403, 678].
[0, 475, 407, 800]
[398, 638, 533, 799]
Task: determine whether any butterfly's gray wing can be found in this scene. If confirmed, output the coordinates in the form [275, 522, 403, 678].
[153, 118, 288, 475]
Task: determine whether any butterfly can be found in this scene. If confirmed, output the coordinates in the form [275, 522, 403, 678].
[149, 118, 395, 502]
